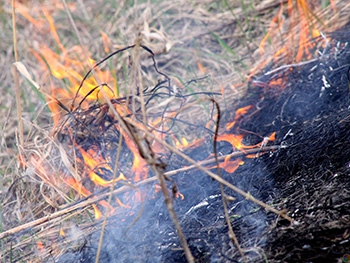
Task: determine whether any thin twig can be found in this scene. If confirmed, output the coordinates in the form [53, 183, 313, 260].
[86, 44, 194, 261]
[136, 40, 193, 262]
[211, 98, 247, 262]
[122, 116, 294, 222]
[95, 131, 124, 263]
[122, 119, 195, 263]
[11, 0, 24, 149]
[0, 145, 282, 240]
[11, 0, 18, 62]
[264, 58, 318, 76]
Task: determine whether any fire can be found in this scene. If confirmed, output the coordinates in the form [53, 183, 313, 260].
[259, 2, 284, 56]
[32, 45, 117, 103]
[8, 1, 347, 262]
[226, 105, 252, 130]
[217, 157, 245, 174]
[217, 133, 248, 151]
[15, 2, 324, 259]
[116, 197, 132, 209]
[78, 147, 127, 187]
[253, 0, 335, 78]
[174, 136, 190, 149]
[215, 104, 277, 173]
[15, 3, 45, 29]
[64, 177, 114, 219]
[217, 131, 276, 152]
[17, 0, 286, 226]
[24, 4, 156, 215]
[21, 5, 118, 129]
[121, 131, 149, 182]
[100, 30, 112, 53]
[181, 137, 189, 147]
[197, 61, 207, 74]
[42, 6, 66, 54]
[36, 241, 44, 251]
[59, 229, 66, 237]
[92, 204, 102, 219]
[65, 177, 91, 197]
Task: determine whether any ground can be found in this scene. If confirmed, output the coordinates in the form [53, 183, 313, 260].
[0, 0, 350, 262]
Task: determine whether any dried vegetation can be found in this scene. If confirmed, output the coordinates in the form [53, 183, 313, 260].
[0, 0, 350, 262]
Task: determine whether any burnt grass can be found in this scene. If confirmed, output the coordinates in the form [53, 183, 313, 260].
[241, 35, 350, 261]
[57, 33, 350, 263]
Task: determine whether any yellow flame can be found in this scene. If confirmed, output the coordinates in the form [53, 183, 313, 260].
[92, 204, 102, 219]
[59, 229, 66, 237]
[181, 137, 189, 147]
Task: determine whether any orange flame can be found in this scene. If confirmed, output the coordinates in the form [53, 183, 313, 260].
[101, 31, 112, 53]
[64, 177, 115, 219]
[79, 147, 127, 187]
[253, 0, 334, 79]
[15, 3, 45, 29]
[37, 241, 44, 251]
[65, 177, 92, 197]
[41, 6, 66, 54]
[211, 157, 244, 174]
[27, 5, 151, 217]
[24, 0, 288, 234]
[197, 61, 207, 74]
[217, 132, 276, 152]
[217, 133, 247, 151]
[92, 204, 102, 219]
[216, 103, 276, 171]
[226, 105, 252, 130]
[259, 2, 285, 56]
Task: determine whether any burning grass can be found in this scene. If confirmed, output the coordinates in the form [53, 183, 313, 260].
[1, 0, 350, 262]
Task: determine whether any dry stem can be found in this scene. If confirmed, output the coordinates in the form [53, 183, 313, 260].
[95, 131, 124, 263]
[0, 145, 281, 240]
[12, 0, 24, 149]
[124, 116, 293, 223]
[211, 98, 247, 262]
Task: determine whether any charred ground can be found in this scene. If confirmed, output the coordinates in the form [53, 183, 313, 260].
[58, 33, 350, 263]
[244, 35, 350, 262]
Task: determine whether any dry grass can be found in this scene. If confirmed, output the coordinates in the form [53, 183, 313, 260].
[0, 0, 349, 262]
